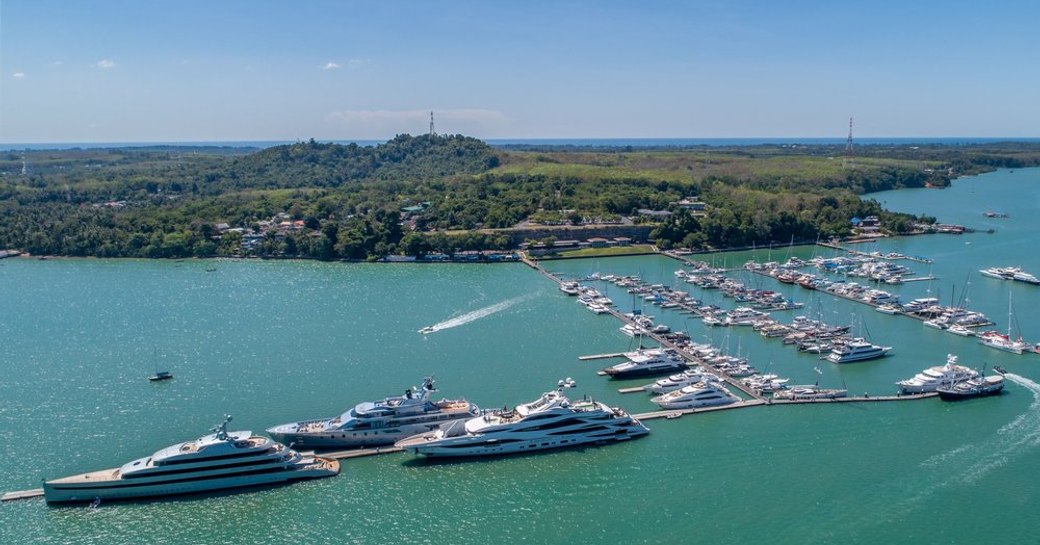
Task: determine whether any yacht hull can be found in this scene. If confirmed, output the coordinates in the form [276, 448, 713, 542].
[43, 461, 338, 504]
[399, 428, 648, 457]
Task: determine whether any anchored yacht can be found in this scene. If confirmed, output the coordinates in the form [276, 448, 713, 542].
[395, 380, 649, 457]
[43, 416, 338, 504]
[267, 377, 478, 448]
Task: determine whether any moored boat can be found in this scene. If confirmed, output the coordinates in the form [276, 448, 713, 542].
[395, 380, 649, 457]
[267, 377, 478, 448]
[936, 375, 1005, 400]
[43, 416, 338, 504]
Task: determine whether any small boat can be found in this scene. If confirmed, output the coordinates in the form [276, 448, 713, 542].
[946, 324, 973, 337]
[149, 371, 173, 382]
[993, 366, 1008, 375]
[418, 326, 435, 334]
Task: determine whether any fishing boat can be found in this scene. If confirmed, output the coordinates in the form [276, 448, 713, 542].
[148, 371, 174, 382]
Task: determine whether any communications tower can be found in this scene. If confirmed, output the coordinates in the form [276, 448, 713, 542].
[429, 111, 436, 136]
[843, 117, 854, 168]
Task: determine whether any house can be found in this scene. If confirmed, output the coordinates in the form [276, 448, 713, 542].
[673, 197, 706, 212]
[587, 237, 610, 248]
[637, 208, 672, 218]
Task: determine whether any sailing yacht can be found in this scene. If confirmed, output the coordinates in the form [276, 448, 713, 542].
[978, 293, 1029, 354]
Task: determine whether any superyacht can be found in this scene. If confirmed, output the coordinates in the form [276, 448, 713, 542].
[395, 379, 649, 457]
[43, 416, 338, 504]
[896, 354, 979, 394]
[824, 338, 892, 363]
[267, 377, 479, 448]
[602, 348, 688, 379]
[650, 381, 739, 409]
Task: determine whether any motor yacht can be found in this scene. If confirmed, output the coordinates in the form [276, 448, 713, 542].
[650, 381, 738, 410]
[267, 377, 479, 448]
[395, 380, 649, 457]
[43, 416, 338, 504]
[645, 369, 721, 394]
[771, 385, 848, 400]
[896, 354, 979, 394]
[824, 338, 892, 363]
[603, 349, 688, 379]
[936, 375, 1005, 400]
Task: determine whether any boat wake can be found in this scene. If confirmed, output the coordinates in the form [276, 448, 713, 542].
[816, 373, 1040, 538]
[420, 294, 532, 334]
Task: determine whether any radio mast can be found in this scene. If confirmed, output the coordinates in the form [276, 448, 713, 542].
[429, 111, 436, 136]
[843, 117, 854, 168]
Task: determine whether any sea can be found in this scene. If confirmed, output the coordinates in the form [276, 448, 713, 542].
[2, 167, 1039, 544]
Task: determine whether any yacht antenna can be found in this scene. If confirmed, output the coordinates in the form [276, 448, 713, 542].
[214, 414, 233, 440]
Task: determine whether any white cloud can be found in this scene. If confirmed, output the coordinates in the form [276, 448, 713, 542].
[12, 72, 25, 79]
[325, 108, 509, 137]
[96, 59, 116, 69]
[51, 60, 63, 67]
[322, 61, 341, 70]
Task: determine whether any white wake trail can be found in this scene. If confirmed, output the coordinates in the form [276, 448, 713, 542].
[815, 372, 1040, 538]
[421, 294, 532, 334]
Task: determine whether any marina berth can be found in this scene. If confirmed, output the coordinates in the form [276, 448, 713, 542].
[395, 379, 649, 457]
[266, 377, 478, 449]
[645, 369, 722, 394]
[771, 385, 848, 400]
[603, 348, 689, 379]
[650, 381, 739, 410]
[896, 354, 980, 394]
[43, 416, 338, 504]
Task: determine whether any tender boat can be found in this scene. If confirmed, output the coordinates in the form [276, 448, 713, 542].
[936, 375, 1005, 400]
[824, 338, 892, 363]
[418, 326, 435, 334]
[650, 381, 738, 409]
[395, 380, 649, 457]
[896, 354, 980, 394]
[267, 377, 479, 448]
[43, 416, 338, 504]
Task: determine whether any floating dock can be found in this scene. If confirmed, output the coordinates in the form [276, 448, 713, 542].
[1, 488, 44, 502]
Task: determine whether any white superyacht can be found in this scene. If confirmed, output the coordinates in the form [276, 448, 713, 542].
[395, 379, 649, 457]
[267, 377, 478, 449]
[43, 416, 338, 504]
[896, 354, 980, 394]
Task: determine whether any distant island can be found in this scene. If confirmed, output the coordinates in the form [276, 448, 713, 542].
[1, 136, 1038, 261]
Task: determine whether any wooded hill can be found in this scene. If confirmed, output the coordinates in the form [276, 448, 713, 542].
[1, 136, 1037, 260]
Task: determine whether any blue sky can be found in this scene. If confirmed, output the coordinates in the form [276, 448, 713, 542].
[1, 0, 1038, 142]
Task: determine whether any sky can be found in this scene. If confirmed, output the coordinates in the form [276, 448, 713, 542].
[1, 0, 1038, 143]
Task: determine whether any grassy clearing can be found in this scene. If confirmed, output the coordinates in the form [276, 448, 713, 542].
[549, 244, 657, 258]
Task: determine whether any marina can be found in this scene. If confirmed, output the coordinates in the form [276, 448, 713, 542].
[2, 168, 1040, 544]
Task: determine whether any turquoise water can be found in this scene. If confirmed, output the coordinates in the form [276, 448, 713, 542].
[2, 168, 1040, 544]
